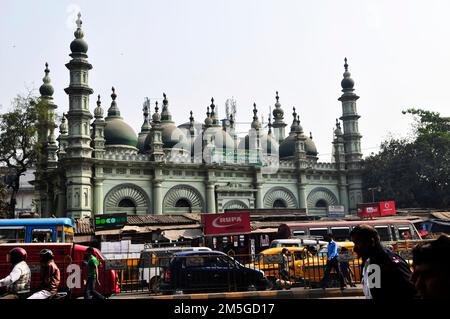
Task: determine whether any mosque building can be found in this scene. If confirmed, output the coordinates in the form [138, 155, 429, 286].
[34, 14, 363, 219]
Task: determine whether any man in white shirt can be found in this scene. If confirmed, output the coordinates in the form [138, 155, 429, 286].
[0, 247, 31, 299]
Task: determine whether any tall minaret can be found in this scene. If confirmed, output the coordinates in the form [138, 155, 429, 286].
[64, 13, 94, 218]
[272, 91, 287, 144]
[338, 58, 363, 213]
[35, 63, 58, 217]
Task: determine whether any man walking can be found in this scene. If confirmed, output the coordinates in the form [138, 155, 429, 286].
[84, 247, 105, 299]
[350, 225, 415, 300]
[320, 234, 345, 289]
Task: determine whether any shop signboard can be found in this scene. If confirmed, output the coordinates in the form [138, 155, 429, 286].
[202, 212, 251, 236]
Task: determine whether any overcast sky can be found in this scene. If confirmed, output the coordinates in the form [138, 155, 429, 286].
[1, 0, 449, 161]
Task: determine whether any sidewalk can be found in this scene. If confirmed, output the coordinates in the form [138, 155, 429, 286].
[110, 285, 364, 299]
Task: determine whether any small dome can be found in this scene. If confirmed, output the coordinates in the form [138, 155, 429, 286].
[279, 135, 318, 158]
[341, 73, 354, 90]
[39, 63, 54, 97]
[104, 118, 138, 148]
[70, 38, 88, 54]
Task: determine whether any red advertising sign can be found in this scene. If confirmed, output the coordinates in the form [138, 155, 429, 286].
[357, 203, 379, 218]
[357, 201, 397, 218]
[379, 201, 396, 216]
[202, 212, 251, 236]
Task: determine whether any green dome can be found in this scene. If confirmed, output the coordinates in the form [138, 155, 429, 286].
[279, 134, 318, 158]
[104, 118, 138, 148]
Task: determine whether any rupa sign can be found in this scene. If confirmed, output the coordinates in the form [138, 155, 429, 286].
[202, 212, 251, 236]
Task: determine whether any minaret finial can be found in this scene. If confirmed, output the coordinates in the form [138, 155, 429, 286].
[111, 87, 116, 100]
[76, 12, 82, 29]
[276, 91, 279, 102]
[97, 94, 101, 106]
[310, 132, 313, 139]
[268, 114, 272, 135]
[344, 57, 348, 71]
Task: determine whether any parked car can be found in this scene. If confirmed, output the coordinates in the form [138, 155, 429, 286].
[159, 251, 270, 294]
[138, 246, 212, 293]
[0, 243, 120, 298]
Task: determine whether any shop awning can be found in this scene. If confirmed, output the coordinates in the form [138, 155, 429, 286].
[161, 228, 203, 241]
[94, 229, 122, 235]
[431, 212, 450, 221]
[251, 228, 278, 234]
[74, 235, 95, 243]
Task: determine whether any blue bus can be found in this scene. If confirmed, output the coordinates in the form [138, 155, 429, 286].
[0, 218, 74, 243]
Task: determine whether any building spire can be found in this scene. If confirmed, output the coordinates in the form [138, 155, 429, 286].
[341, 57, 355, 91]
[210, 97, 219, 126]
[94, 94, 104, 119]
[160, 92, 172, 121]
[106, 87, 122, 118]
[39, 62, 54, 97]
[268, 114, 272, 135]
[70, 12, 88, 55]
[152, 101, 161, 123]
[140, 97, 151, 132]
[251, 103, 261, 130]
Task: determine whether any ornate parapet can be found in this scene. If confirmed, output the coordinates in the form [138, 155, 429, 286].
[104, 149, 149, 162]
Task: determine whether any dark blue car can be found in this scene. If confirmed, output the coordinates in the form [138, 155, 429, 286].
[160, 250, 270, 294]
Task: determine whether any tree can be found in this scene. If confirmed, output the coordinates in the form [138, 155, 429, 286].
[0, 93, 49, 218]
[0, 181, 8, 217]
[362, 109, 450, 209]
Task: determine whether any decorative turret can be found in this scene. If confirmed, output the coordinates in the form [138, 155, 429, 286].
[57, 113, 69, 160]
[150, 101, 164, 161]
[103, 87, 138, 150]
[161, 93, 173, 122]
[251, 103, 262, 131]
[137, 97, 152, 153]
[37, 62, 58, 163]
[189, 111, 196, 140]
[92, 95, 106, 159]
[204, 106, 212, 128]
[210, 98, 220, 126]
[272, 91, 287, 143]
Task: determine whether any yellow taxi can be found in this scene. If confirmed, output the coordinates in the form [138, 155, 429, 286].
[247, 246, 328, 285]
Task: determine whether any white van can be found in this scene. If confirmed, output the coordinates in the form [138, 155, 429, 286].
[138, 246, 212, 293]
